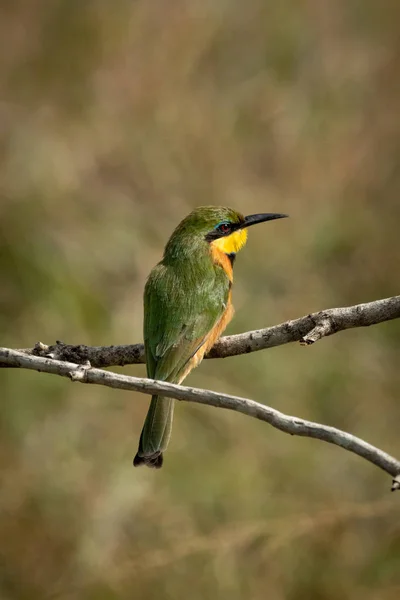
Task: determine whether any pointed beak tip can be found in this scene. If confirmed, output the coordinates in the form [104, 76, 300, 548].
[243, 212, 289, 228]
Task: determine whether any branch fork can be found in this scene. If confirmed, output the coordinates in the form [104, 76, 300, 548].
[300, 316, 334, 345]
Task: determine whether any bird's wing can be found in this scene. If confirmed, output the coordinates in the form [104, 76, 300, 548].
[144, 263, 230, 383]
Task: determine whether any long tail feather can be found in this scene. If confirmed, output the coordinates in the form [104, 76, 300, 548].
[133, 396, 175, 469]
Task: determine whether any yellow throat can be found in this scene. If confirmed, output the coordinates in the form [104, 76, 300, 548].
[211, 228, 248, 255]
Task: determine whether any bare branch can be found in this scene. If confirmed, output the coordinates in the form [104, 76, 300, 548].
[1, 296, 399, 488]
[3, 295, 399, 368]
[1, 347, 399, 490]
[211, 294, 400, 356]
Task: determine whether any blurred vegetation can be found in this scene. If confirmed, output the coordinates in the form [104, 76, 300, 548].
[1, 1, 400, 599]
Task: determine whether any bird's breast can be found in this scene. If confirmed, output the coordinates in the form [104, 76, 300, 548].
[209, 244, 234, 282]
[179, 289, 234, 382]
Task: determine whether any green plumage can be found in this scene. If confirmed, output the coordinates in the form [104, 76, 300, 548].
[133, 206, 287, 468]
[133, 207, 241, 468]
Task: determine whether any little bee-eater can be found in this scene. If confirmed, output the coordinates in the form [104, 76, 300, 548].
[134, 206, 287, 468]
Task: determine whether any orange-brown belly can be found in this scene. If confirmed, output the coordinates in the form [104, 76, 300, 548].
[178, 290, 234, 383]
[178, 245, 234, 384]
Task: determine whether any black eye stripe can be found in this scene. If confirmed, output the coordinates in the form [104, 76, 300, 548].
[205, 220, 243, 242]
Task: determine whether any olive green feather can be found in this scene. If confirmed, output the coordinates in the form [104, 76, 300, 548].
[133, 207, 241, 468]
[133, 206, 288, 468]
[134, 256, 230, 467]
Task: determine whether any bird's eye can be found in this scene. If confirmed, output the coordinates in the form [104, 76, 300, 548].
[216, 222, 231, 234]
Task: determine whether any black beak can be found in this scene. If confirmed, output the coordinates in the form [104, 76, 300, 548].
[243, 213, 288, 228]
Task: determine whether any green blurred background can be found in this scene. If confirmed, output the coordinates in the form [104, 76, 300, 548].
[1, 1, 399, 598]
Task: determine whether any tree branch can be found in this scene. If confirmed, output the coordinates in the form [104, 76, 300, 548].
[3, 295, 399, 368]
[1, 347, 399, 491]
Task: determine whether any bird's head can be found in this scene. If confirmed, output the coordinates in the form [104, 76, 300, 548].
[164, 206, 287, 262]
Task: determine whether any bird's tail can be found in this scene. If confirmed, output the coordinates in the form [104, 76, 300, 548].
[133, 396, 175, 469]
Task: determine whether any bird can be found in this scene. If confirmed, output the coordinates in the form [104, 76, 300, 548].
[133, 206, 287, 468]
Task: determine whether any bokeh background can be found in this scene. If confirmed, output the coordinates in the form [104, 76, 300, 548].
[1, 1, 399, 599]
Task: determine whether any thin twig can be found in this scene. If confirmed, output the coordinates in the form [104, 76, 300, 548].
[3, 295, 399, 368]
[1, 347, 399, 490]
